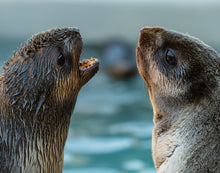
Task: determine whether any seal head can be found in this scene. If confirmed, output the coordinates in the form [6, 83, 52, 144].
[137, 27, 220, 172]
[0, 27, 99, 172]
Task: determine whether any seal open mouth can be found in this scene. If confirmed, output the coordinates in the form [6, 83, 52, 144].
[79, 57, 99, 72]
[78, 56, 99, 87]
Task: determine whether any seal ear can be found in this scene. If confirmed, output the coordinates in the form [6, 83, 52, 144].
[192, 82, 215, 106]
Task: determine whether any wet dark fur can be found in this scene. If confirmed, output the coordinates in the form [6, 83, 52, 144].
[137, 27, 220, 172]
[0, 27, 98, 173]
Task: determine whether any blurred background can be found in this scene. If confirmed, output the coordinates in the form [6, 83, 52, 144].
[0, 0, 220, 172]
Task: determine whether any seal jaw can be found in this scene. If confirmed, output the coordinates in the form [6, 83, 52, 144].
[136, 27, 162, 84]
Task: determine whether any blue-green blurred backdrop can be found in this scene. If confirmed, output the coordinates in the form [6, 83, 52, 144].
[0, 1, 220, 172]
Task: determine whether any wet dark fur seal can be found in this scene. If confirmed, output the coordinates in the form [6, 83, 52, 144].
[0, 27, 99, 172]
[136, 27, 220, 172]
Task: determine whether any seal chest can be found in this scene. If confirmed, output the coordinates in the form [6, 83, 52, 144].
[0, 27, 99, 172]
[136, 27, 220, 172]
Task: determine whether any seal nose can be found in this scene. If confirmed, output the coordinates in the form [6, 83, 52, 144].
[140, 27, 152, 34]
[69, 27, 80, 33]
[140, 26, 164, 35]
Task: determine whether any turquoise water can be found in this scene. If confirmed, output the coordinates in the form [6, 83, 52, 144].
[0, 41, 155, 172]
[64, 74, 155, 173]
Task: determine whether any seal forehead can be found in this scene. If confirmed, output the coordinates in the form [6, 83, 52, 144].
[139, 27, 200, 49]
[21, 27, 81, 55]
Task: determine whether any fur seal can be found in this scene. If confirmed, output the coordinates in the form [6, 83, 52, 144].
[136, 27, 220, 172]
[0, 27, 99, 172]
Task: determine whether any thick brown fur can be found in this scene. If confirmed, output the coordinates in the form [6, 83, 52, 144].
[0, 27, 98, 173]
[137, 27, 220, 172]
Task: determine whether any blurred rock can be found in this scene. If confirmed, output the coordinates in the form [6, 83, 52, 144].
[101, 40, 137, 79]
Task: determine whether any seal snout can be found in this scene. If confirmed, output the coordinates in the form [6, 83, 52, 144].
[64, 29, 83, 63]
[137, 27, 156, 64]
[139, 27, 162, 49]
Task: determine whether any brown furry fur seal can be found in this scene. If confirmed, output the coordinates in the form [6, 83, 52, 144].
[136, 27, 220, 172]
[0, 27, 99, 172]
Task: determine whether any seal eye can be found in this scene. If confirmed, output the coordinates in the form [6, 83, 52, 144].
[165, 49, 177, 66]
[57, 53, 65, 66]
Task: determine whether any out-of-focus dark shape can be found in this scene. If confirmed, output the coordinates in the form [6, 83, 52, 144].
[101, 40, 137, 80]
